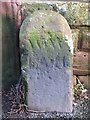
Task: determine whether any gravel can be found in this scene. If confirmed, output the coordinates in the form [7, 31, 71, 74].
[2, 86, 90, 119]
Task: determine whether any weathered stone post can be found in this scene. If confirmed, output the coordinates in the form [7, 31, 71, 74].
[19, 10, 73, 112]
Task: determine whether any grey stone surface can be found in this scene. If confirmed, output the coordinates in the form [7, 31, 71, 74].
[20, 10, 73, 112]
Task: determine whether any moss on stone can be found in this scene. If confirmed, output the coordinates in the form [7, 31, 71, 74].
[22, 3, 89, 26]
[21, 3, 51, 19]
[28, 29, 41, 49]
[27, 29, 72, 67]
[60, 2, 89, 26]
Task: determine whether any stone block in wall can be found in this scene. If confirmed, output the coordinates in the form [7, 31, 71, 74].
[78, 76, 90, 89]
[73, 52, 90, 76]
[58, 2, 89, 26]
[78, 29, 90, 52]
[71, 29, 80, 52]
[21, 3, 51, 22]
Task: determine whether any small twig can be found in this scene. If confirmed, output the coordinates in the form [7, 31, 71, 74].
[76, 76, 85, 90]
[11, 86, 16, 96]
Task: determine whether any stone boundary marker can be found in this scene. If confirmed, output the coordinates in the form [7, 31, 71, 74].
[19, 10, 73, 112]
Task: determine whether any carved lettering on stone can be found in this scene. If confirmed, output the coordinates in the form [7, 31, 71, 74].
[20, 10, 73, 112]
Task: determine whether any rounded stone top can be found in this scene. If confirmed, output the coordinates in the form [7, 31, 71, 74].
[20, 10, 73, 54]
[20, 10, 72, 40]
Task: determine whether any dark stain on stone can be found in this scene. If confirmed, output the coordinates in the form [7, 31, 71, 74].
[51, 59, 54, 63]
[84, 54, 86, 57]
[49, 76, 52, 79]
[69, 49, 71, 52]
[38, 8, 40, 10]
[42, 25, 44, 28]
[63, 56, 66, 67]
[37, 72, 39, 75]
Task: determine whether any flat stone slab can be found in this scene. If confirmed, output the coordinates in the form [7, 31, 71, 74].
[20, 10, 73, 112]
